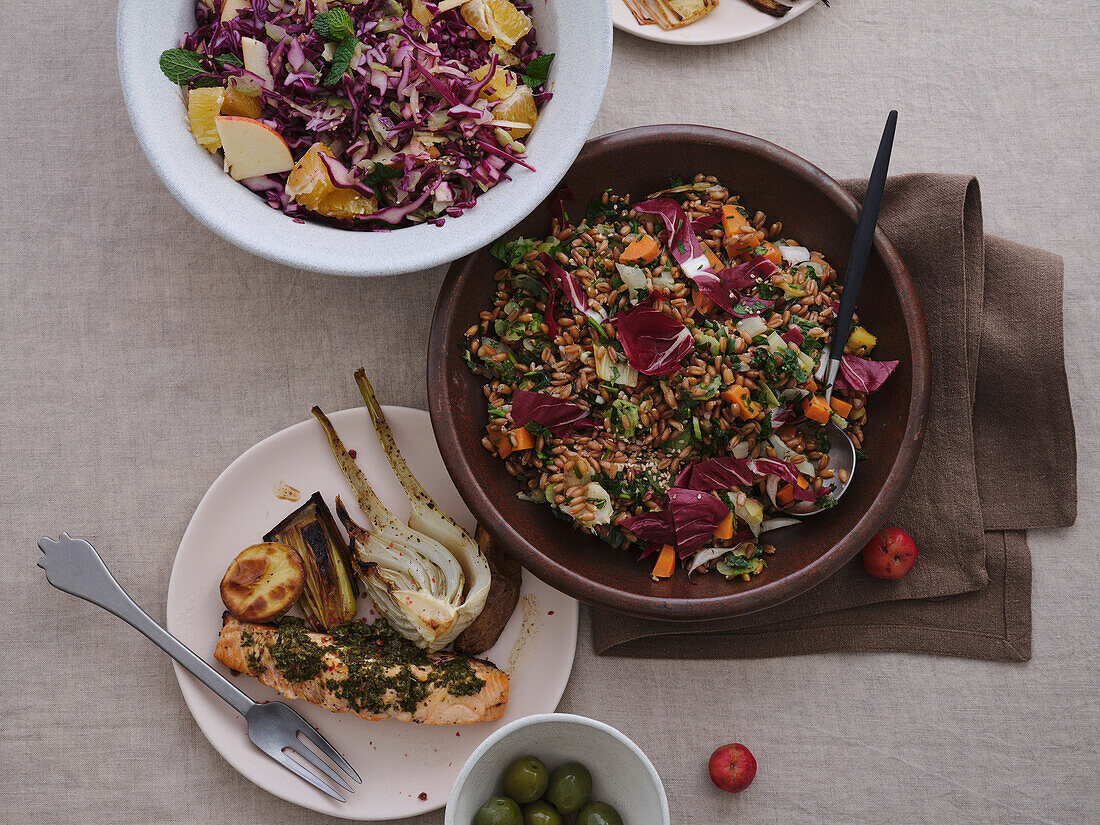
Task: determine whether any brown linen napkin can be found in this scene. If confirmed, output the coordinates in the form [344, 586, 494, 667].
[592, 174, 1077, 661]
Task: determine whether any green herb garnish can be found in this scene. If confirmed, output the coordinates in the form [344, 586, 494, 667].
[520, 53, 554, 88]
[313, 7, 356, 40]
[324, 36, 359, 86]
[159, 48, 219, 86]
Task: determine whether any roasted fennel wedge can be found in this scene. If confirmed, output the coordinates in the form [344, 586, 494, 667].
[312, 404, 489, 651]
[354, 369, 491, 626]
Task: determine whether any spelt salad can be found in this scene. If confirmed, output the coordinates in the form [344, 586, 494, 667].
[159, 0, 552, 228]
[462, 177, 899, 583]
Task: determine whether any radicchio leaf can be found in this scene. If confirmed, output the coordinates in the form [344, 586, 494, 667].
[622, 510, 674, 559]
[613, 304, 693, 376]
[691, 211, 723, 233]
[781, 326, 805, 346]
[770, 403, 802, 425]
[635, 200, 779, 317]
[547, 182, 574, 228]
[510, 390, 599, 437]
[675, 457, 817, 502]
[635, 198, 718, 287]
[667, 488, 730, 557]
[537, 252, 606, 324]
[719, 255, 779, 291]
[834, 354, 900, 393]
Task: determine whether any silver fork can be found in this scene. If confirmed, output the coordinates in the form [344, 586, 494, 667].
[37, 533, 362, 802]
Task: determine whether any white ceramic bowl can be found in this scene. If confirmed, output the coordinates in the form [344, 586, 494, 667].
[116, 1, 612, 277]
[446, 713, 670, 825]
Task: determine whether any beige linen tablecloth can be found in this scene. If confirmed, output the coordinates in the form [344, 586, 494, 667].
[2, 1, 1097, 823]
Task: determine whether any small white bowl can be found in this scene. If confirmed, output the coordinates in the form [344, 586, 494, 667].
[446, 713, 670, 825]
[116, 2, 612, 277]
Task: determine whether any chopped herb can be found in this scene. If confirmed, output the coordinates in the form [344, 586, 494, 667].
[520, 53, 554, 88]
[324, 36, 359, 86]
[312, 7, 356, 40]
[159, 48, 219, 86]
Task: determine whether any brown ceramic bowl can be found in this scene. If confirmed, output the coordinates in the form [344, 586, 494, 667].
[428, 125, 931, 620]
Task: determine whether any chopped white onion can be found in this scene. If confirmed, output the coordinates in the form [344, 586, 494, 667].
[731, 441, 751, 459]
[615, 263, 648, 302]
[780, 245, 811, 265]
[736, 315, 768, 338]
[761, 517, 801, 532]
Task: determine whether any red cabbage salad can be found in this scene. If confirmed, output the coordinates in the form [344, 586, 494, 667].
[462, 178, 899, 583]
[159, 0, 553, 229]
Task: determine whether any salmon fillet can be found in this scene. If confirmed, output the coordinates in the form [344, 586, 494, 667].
[215, 615, 509, 724]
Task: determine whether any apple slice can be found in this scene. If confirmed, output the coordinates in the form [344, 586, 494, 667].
[214, 117, 293, 180]
[241, 36, 274, 89]
[220, 0, 250, 22]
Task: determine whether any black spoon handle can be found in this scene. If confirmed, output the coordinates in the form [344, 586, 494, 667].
[828, 111, 898, 367]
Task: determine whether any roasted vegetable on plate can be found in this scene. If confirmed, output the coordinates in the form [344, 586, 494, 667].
[264, 492, 358, 631]
[311, 371, 491, 652]
[219, 542, 305, 623]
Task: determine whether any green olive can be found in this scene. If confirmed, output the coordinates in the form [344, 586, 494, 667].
[545, 762, 592, 814]
[522, 799, 564, 825]
[576, 801, 624, 825]
[502, 755, 550, 804]
[472, 797, 523, 825]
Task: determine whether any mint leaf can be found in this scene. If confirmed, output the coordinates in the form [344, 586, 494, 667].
[362, 163, 402, 188]
[323, 36, 359, 85]
[215, 53, 244, 68]
[159, 48, 208, 85]
[313, 8, 355, 40]
[520, 53, 554, 88]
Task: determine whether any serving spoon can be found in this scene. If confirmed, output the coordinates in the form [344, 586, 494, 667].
[787, 110, 898, 517]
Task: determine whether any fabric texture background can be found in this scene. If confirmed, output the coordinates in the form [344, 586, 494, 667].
[592, 173, 1076, 660]
[1, 1, 1097, 824]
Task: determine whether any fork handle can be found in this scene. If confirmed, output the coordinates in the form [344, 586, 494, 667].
[38, 535, 256, 716]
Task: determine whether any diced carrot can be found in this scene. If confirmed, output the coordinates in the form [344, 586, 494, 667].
[508, 427, 534, 451]
[803, 379, 818, 393]
[830, 397, 853, 418]
[651, 544, 676, 579]
[620, 235, 661, 265]
[776, 475, 809, 507]
[692, 289, 715, 315]
[703, 244, 723, 270]
[721, 203, 752, 238]
[721, 385, 760, 419]
[802, 395, 832, 424]
[713, 512, 735, 540]
[761, 241, 783, 266]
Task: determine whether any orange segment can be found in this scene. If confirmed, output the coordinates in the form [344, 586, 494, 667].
[461, 0, 532, 48]
[492, 84, 537, 136]
[187, 87, 226, 152]
[221, 87, 262, 118]
[285, 143, 377, 220]
[469, 63, 518, 102]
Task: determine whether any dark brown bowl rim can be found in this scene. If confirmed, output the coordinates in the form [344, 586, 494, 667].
[428, 125, 932, 620]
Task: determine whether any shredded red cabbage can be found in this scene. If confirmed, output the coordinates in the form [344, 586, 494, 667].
[169, 0, 551, 230]
[510, 390, 599, 437]
[835, 354, 900, 393]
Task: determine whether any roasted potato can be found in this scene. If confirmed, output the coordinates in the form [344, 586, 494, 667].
[219, 542, 305, 623]
[453, 527, 522, 655]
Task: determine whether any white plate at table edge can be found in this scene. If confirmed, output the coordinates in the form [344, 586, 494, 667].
[166, 406, 579, 820]
[613, 0, 819, 46]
